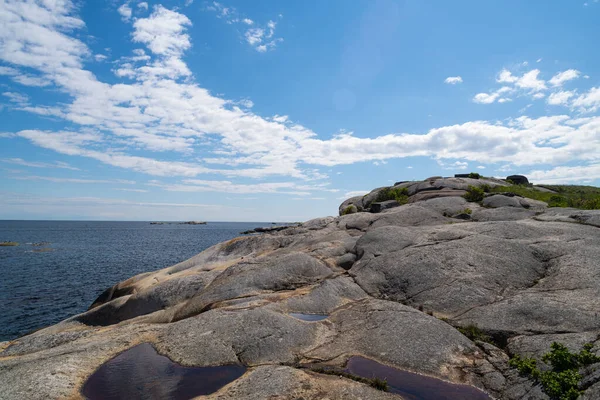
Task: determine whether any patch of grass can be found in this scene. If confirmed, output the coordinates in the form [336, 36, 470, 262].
[463, 208, 472, 215]
[457, 324, 492, 343]
[509, 342, 600, 400]
[0, 241, 19, 246]
[489, 185, 600, 210]
[374, 187, 409, 205]
[341, 205, 357, 215]
[310, 367, 389, 392]
[463, 185, 485, 202]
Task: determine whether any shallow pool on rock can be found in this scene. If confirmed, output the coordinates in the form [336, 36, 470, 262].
[82, 343, 246, 400]
[288, 313, 328, 321]
[345, 356, 492, 400]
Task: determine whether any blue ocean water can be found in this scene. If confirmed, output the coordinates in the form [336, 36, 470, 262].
[0, 220, 264, 341]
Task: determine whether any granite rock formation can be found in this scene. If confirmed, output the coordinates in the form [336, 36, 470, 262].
[1, 176, 600, 399]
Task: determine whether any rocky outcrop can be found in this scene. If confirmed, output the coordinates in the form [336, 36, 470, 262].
[1, 176, 600, 399]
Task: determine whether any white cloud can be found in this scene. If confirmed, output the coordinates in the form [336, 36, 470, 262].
[94, 54, 108, 62]
[437, 160, 468, 170]
[572, 87, 600, 113]
[118, 3, 133, 22]
[497, 69, 518, 83]
[205, 3, 282, 52]
[532, 93, 545, 99]
[341, 190, 369, 199]
[528, 164, 600, 184]
[547, 90, 576, 106]
[115, 188, 148, 192]
[473, 86, 512, 104]
[515, 69, 546, 91]
[473, 92, 499, 104]
[10, 175, 135, 184]
[549, 69, 581, 87]
[2, 1, 600, 189]
[1, 158, 80, 170]
[137, 2, 148, 11]
[132, 6, 191, 56]
[444, 76, 463, 85]
[2, 91, 29, 105]
[245, 28, 264, 46]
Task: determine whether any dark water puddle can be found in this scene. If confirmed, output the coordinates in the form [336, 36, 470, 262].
[289, 313, 328, 321]
[345, 356, 492, 400]
[82, 343, 246, 400]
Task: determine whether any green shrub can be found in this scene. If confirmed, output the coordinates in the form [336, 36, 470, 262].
[480, 184, 491, 192]
[508, 342, 600, 400]
[464, 208, 472, 215]
[509, 355, 539, 377]
[489, 185, 600, 210]
[463, 185, 485, 202]
[374, 187, 409, 205]
[457, 324, 491, 343]
[468, 172, 481, 179]
[341, 205, 357, 215]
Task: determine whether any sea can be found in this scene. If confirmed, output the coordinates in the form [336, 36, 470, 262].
[0, 220, 267, 341]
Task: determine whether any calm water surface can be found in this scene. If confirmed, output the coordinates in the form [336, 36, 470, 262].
[0, 220, 264, 341]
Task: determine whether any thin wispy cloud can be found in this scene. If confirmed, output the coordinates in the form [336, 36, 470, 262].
[1, 158, 80, 170]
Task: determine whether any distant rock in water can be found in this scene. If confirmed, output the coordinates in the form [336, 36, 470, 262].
[0, 241, 18, 246]
[179, 221, 207, 225]
[240, 223, 301, 235]
[2, 174, 600, 399]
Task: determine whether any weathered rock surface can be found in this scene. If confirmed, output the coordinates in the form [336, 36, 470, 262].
[1, 176, 600, 399]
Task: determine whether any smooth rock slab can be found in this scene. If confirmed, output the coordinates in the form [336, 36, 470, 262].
[82, 343, 246, 400]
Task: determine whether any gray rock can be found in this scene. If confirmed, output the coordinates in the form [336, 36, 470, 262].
[3, 177, 600, 400]
[338, 196, 364, 216]
[369, 199, 400, 213]
[507, 175, 529, 185]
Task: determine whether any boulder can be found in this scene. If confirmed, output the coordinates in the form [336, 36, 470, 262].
[369, 200, 400, 213]
[506, 175, 529, 185]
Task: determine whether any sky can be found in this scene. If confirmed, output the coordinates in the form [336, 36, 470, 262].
[1, 0, 600, 222]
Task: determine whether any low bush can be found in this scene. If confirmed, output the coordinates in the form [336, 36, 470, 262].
[341, 205, 357, 215]
[374, 187, 409, 205]
[463, 185, 485, 202]
[457, 324, 492, 343]
[489, 185, 600, 210]
[468, 172, 481, 179]
[509, 342, 600, 400]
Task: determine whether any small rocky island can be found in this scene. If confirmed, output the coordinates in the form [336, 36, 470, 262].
[1, 175, 600, 399]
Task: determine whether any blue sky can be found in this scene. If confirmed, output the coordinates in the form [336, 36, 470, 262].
[1, 0, 599, 221]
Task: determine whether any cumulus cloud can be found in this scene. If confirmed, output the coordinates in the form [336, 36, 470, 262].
[549, 69, 581, 87]
[571, 87, 600, 113]
[118, 3, 133, 22]
[2, 1, 600, 190]
[547, 90, 576, 106]
[515, 69, 546, 91]
[444, 76, 463, 84]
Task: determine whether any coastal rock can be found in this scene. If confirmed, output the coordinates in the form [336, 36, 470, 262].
[2, 176, 600, 400]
